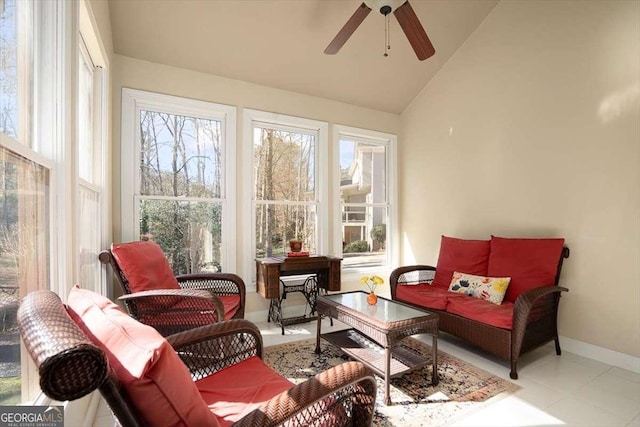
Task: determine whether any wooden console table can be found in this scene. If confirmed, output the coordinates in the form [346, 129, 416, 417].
[256, 256, 341, 334]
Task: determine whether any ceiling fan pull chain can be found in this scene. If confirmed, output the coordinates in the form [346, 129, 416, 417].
[387, 13, 391, 52]
[384, 12, 390, 57]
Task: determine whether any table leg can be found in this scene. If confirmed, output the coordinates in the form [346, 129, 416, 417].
[315, 313, 322, 354]
[432, 334, 439, 385]
[385, 346, 392, 405]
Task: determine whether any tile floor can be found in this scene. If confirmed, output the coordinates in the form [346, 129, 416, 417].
[93, 318, 640, 427]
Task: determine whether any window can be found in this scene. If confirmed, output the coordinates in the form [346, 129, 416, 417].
[0, 0, 29, 144]
[0, 0, 107, 406]
[121, 89, 237, 274]
[0, 0, 53, 404]
[77, 31, 107, 294]
[334, 125, 397, 271]
[243, 110, 328, 283]
[0, 148, 50, 404]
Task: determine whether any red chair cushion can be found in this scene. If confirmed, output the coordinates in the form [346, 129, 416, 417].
[137, 302, 220, 330]
[487, 236, 565, 303]
[432, 236, 491, 289]
[446, 295, 515, 329]
[396, 284, 466, 310]
[136, 295, 236, 330]
[196, 355, 294, 427]
[219, 295, 240, 319]
[66, 285, 219, 427]
[111, 241, 180, 293]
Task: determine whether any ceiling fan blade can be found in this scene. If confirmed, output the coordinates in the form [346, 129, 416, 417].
[393, 1, 435, 61]
[324, 2, 372, 55]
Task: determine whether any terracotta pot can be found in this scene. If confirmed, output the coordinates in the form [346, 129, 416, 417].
[289, 240, 303, 252]
[367, 292, 378, 305]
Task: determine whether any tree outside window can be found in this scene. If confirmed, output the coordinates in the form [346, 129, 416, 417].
[137, 110, 225, 274]
[253, 125, 317, 258]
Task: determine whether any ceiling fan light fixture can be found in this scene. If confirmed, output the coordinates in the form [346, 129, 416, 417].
[363, 0, 405, 15]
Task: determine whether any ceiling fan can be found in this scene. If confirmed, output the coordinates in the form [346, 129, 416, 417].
[324, 0, 435, 61]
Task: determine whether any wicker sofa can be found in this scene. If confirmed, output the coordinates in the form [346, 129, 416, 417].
[390, 235, 569, 379]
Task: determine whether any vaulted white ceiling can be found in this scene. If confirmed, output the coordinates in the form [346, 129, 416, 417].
[108, 0, 498, 114]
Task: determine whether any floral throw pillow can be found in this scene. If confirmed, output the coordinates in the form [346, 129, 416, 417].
[448, 271, 511, 305]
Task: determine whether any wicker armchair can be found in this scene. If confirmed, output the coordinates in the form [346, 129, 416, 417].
[17, 290, 378, 427]
[99, 241, 246, 335]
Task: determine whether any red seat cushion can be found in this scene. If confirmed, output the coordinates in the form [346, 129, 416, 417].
[137, 296, 236, 329]
[66, 285, 219, 427]
[396, 284, 466, 310]
[487, 236, 565, 303]
[196, 355, 294, 427]
[111, 241, 180, 293]
[219, 295, 240, 319]
[432, 236, 491, 289]
[446, 295, 515, 329]
[137, 301, 220, 330]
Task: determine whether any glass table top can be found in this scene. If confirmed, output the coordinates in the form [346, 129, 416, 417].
[322, 291, 433, 324]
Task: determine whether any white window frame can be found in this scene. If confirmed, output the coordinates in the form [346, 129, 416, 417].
[0, 0, 78, 404]
[332, 125, 398, 278]
[242, 109, 329, 288]
[76, 0, 109, 296]
[120, 88, 237, 272]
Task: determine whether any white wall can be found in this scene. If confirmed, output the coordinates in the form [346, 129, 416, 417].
[111, 54, 401, 313]
[400, 0, 639, 357]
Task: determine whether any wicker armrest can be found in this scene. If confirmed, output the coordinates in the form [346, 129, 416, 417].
[17, 291, 108, 401]
[513, 286, 569, 323]
[166, 319, 263, 378]
[389, 264, 437, 298]
[512, 285, 569, 350]
[119, 288, 225, 320]
[176, 273, 245, 295]
[176, 273, 246, 318]
[233, 361, 377, 427]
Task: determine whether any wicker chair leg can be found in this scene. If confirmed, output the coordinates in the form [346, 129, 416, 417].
[510, 361, 518, 380]
[555, 337, 562, 355]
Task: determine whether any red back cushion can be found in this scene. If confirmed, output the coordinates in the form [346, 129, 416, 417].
[111, 241, 180, 293]
[487, 236, 565, 303]
[432, 236, 491, 289]
[66, 285, 219, 427]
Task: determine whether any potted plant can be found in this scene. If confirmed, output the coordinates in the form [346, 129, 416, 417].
[361, 275, 384, 305]
[289, 239, 303, 252]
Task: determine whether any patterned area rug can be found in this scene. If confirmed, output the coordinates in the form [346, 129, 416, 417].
[263, 337, 520, 426]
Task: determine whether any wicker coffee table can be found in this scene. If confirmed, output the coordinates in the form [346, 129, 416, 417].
[315, 291, 439, 405]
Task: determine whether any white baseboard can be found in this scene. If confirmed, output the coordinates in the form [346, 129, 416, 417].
[560, 335, 640, 374]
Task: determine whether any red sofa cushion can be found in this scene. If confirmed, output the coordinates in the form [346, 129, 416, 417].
[487, 236, 565, 303]
[432, 236, 491, 289]
[196, 355, 294, 427]
[111, 241, 180, 293]
[66, 285, 219, 427]
[446, 295, 515, 329]
[396, 284, 467, 310]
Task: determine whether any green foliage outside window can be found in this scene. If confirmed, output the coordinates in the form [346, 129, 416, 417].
[370, 224, 386, 250]
[344, 240, 370, 253]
